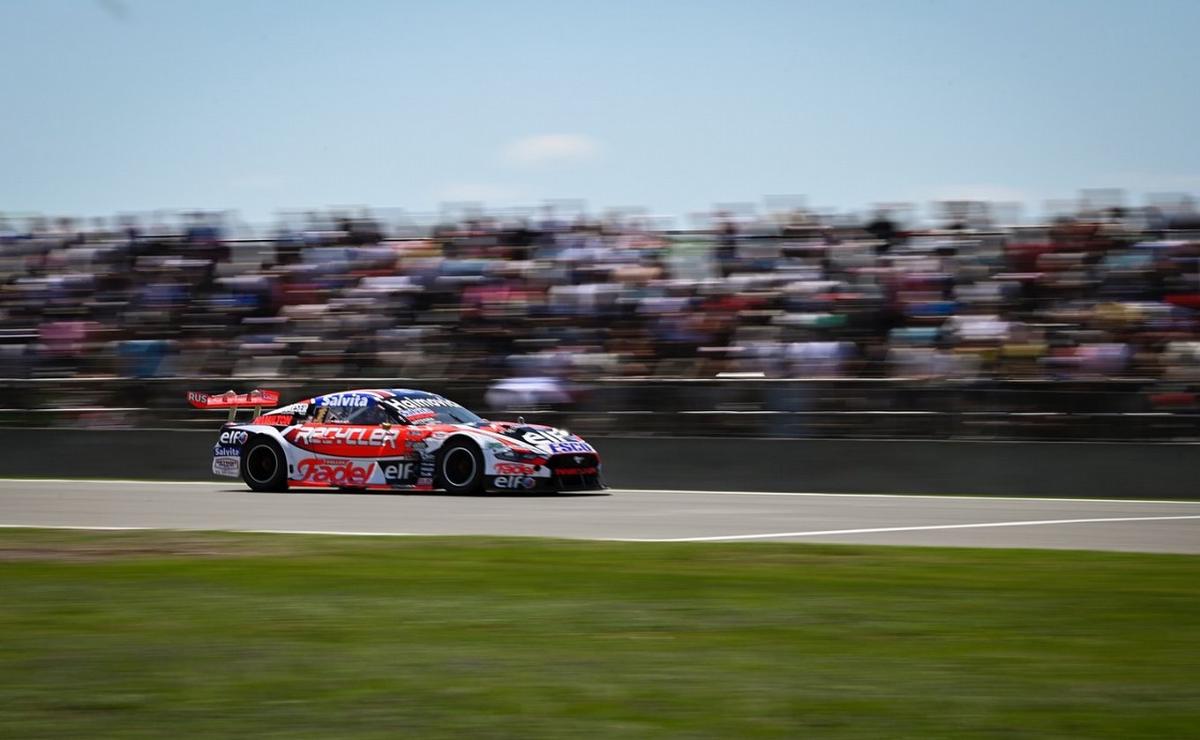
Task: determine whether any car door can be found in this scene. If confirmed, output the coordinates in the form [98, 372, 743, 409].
[282, 395, 414, 487]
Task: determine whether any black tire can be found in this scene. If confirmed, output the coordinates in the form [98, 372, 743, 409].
[240, 437, 289, 492]
[436, 439, 484, 495]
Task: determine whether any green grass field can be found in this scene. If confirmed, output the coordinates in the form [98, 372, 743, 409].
[1, 530, 1197, 739]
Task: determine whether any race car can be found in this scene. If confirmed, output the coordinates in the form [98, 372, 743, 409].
[186, 388, 603, 494]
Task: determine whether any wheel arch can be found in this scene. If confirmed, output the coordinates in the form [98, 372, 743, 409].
[437, 431, 484, 453]
[239, 432, 289, 492]
[232, 425, 297, 477]
[434, 434, 486, 493]
[436, 431, 500, 470]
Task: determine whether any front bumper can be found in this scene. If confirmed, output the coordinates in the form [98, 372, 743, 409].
[488, 453, 604, 492]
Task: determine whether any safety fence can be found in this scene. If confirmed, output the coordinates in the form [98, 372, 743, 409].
[0, 376, 1197, 441]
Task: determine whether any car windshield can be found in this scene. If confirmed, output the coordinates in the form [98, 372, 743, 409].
[383, 396, 483, 425]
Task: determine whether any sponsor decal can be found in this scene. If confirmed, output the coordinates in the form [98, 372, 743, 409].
[493, 475, 536, 490]
[381, 460, 417, 485]
[494, 462, 538, 475]
[295, 457, 374, 485]
[384, 396, 462, 412]
[254, 414, 294, 426]
[398, 409, 438, 424]
[219, 430, 249, 446]
[553, 467, 598, 476]
[548, 441, 593, 454]
[212, 456, 239, 477]
[515, 427, 572, 448]
[320, 393, 372, 408]
[274, 402, 309, 415]
[213, 445, 240, 457]
[188, 391, 209, 404]
[292, 426, 398, 448]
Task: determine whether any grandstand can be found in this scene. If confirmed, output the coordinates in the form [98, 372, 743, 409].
[1, 200, 1198, 439]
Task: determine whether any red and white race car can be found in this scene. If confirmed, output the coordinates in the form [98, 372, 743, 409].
[187, 388, 603, 494]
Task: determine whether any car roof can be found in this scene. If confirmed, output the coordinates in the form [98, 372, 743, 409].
[310, 388, 448, 403]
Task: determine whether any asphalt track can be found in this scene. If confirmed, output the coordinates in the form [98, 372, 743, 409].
[1, 479, 1198, 553]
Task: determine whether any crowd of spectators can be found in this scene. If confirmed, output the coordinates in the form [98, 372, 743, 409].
[1, 201, 1199, 424]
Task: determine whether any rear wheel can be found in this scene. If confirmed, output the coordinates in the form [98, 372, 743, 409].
[241, 437, 288, 492]
[436, 439, 484, 495]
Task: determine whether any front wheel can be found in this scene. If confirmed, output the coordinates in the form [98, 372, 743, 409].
[241, 437, 289, 492]
[436, 440, 484, 495]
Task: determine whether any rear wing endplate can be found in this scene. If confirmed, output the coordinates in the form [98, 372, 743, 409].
[186, 389, 281, 422]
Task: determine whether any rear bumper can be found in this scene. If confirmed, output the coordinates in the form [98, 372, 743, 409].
[212, 456, 240, 478]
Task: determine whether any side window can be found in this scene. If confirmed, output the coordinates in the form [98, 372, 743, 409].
[320, 405, 353, 424]
[319, 402, 390, 426]
[348, 404, 391, 425]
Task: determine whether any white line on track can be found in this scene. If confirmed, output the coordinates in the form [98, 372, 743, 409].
[0, 524, 419, 537]
[614, 514, 1200, 543]
[0, 478, 218, 486]
[615, 488, 1200, 505]
[1, 479, 1198, 506]
[1, 515, 1198, 544]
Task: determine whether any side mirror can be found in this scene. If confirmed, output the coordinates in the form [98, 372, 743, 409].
[381, 422, 392, 430]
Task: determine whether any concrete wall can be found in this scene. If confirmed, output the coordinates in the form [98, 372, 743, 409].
[594, 437, 1198, 498]
[1, 429, 1195, 499]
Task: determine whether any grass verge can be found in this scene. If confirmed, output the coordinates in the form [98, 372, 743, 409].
[0, 530, 1196, 738]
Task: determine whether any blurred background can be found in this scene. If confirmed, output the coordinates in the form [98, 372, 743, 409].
[2, 0, 1199, 441]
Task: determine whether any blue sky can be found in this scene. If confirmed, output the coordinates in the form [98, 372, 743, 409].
[2, 0, 1197, 224]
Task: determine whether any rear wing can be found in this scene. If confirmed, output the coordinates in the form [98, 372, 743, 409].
[186, 389, 281, 422]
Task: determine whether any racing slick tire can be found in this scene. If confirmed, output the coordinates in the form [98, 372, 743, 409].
[436, 439, 485, 495]
[240, 437, 289, 493]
